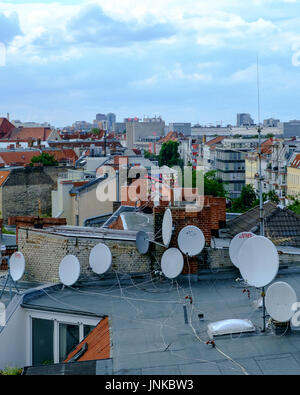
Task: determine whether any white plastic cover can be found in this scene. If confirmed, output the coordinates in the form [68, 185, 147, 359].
[207, 319, 255, 338]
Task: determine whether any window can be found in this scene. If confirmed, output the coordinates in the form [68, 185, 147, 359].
[32, 318, 54, 366]
[59, 323, 80, 362]
[84, 325, 96, 338]
[29, 314, 100, 365]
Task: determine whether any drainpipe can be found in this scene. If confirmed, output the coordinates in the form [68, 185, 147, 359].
[116, 170, 120, 202]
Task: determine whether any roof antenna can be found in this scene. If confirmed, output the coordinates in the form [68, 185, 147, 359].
[257, 53, 267, 333]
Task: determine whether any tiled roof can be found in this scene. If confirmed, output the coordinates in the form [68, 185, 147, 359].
[0, 118, 15, 136]
[8, 127, 52, 141]
[0, 151, 40, 166]
[158, 132, 178, 143]
[290, 154, 300, 169]
[225, 201, 300, 246]
[43, 149, 78, 165]
[205, 136, 226, 146]
[64, 317, 110, 363]
[0, 170, 10, 186]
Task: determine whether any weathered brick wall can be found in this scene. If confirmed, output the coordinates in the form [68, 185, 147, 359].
[2, 166, 68, 222]
[154, 205, 212, 275]
[18, 228, 163, 283]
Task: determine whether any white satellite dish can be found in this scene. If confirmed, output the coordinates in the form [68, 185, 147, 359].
[178, 226, 205, 256]
[238, 236, 279, 288]
[161, 248, 184, 279]
[229, 232, 256, 268]
[10, 252, 25, 282]
[89, 243, 112, 275]
[59, 255, 81, 286]
[162, 209, 173, 247]
[265, 282, 297, 323]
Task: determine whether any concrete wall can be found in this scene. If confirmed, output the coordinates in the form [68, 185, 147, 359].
[0, 303, 27, 371]
[72, 178, 115, 226]
[18, 228, 163, 283]
[1, 167, 67, 223]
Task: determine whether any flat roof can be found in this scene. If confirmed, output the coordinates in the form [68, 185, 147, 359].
[19, 268, 300, 375]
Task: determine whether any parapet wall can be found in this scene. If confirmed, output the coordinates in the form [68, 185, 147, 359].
[18, 228, 163, 283]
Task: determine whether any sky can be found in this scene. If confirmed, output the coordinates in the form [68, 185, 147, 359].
[0, 0, 300, 127]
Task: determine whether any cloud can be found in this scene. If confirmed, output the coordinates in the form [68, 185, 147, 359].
[0, 12, 22, 44]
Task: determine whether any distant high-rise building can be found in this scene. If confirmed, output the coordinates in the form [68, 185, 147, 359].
[96, 113, 107, 122]
[106, 113, 116, 131]
[237, 113, 254, 127]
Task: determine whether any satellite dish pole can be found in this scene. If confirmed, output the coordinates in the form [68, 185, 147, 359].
[257, 54, 266, 332]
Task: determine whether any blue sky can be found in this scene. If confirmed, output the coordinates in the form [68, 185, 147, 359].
[0, 0, 300, 127]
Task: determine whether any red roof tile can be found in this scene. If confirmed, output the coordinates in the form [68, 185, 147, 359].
[0, 118, 15, 137]
[64, 317, 110, 363]
[8, 127, 53, 141]
[0, 151, 40, 166]
[291, 154, 300, 169]
[205, 136, 226, 146]
[42, 149, 78, 165]
[0, 170, 10, 186]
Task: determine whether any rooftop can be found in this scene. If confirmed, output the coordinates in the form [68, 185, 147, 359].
[17, 268, 300, 375]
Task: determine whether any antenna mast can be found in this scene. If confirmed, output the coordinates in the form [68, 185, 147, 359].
[257, 54, 267, 332]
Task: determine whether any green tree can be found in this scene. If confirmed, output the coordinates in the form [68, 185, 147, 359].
[91, 128, 101, 135]
[30, 153, 58, 167]
[158, 141, 183, 168]
[144, 150, 159, 161]
[203, 171, 227, 197]
[230, 184, 257, 213]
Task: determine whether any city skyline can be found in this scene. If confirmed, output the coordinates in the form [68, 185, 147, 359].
[1, 0, 300, 125]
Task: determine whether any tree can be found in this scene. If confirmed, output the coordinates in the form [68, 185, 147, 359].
[91, 128, 100, 135]
[203, 171, 227, 197]
[230, 184, 257, 213]
[187, 169, 227, 197]
[30, 153, 58, 167]
[158, 141, 183, 168]
[144, 150, 159, 161]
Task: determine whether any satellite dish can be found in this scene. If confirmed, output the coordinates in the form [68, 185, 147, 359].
[161, 248, 184, 279]
[238, 236, 279, 288]
[10, 252, 25, 282]
[89, 243, 112, 275]
[265, 282, 297, 323]
[178, 226, 205, 256]
[136, 231, 150, 255]
[59, 255, 81, 286]
[162, 209, 173, 247]
[229, 232, 256, 268]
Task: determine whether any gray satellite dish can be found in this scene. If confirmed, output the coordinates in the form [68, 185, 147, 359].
[136, 231, 150, 255]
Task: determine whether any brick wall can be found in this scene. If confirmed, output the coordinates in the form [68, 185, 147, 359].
[18, 228, 163, 283]
[154, 205, 212, 275]
[10, 216, 67, 244]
